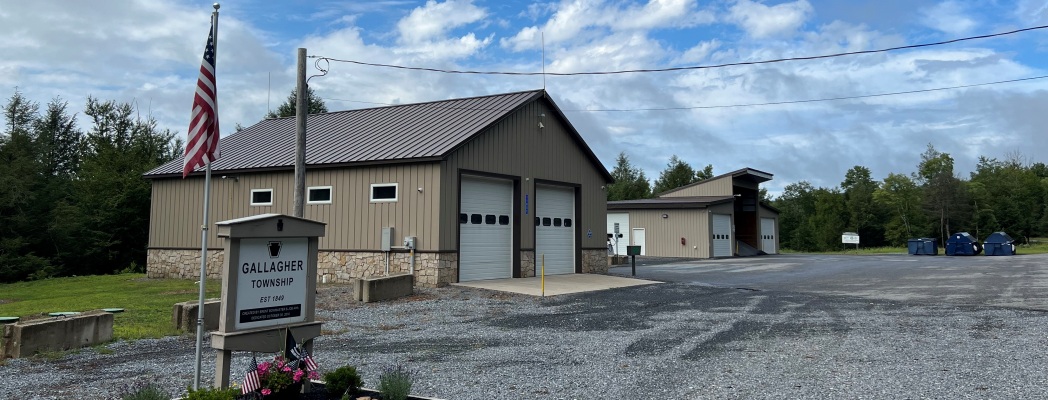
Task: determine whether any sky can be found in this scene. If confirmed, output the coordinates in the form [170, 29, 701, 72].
[3, 0, 1048, 195]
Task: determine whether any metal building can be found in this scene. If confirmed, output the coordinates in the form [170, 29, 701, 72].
[606, 168, 778, 258]
[144, 90, 613, 287]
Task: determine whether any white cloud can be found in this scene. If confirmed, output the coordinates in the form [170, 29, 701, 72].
[396, 0, 487, 44]
[727, 0, 813, 39]
[921, 1, 978, 35]
[501, 0, 712, 52]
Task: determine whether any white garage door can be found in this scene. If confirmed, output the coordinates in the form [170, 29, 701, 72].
[536, 185, 574, 275]
[761, 217, 777, 254]
[712, 214, 732, 257]
[459, 176, 513, 282]
[606, 213, 629, 255]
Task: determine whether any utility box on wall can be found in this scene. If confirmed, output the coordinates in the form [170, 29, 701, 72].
[381, 227, 393, 251]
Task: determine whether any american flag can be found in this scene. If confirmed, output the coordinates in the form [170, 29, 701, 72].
[291, 345, 319, 372]
[182, 22, 220, 178]
[241, 355, 261, 394]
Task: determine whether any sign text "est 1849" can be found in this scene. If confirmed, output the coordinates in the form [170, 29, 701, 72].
[259, 294, 285, 303]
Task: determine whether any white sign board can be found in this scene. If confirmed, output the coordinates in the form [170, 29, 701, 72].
[235, 237, 308, 330]
[841, 232, 860, 244]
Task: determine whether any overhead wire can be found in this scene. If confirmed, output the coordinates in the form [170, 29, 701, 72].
[310, 25, 1048, 76]
[321, 75, 1048, 112]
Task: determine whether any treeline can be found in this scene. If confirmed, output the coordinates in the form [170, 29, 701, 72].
[774, 145, 1048, 251]
[0, 90, 181, 283]
[607, 146, 1048, 252]
[606, 152, 738, 199]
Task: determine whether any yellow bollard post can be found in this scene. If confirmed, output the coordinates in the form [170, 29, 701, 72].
[541, 254, 545, 297]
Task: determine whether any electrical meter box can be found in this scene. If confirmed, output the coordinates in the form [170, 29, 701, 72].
[403, 236, 416, 249]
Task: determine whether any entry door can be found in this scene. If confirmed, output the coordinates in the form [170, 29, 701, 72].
[712, 214, 732, 257]
[761, 217, 777, 254]
[459, 176, 513, 281]
[607, 213, 630, 255]
[631, 228, 646, 255]
[536, 185, 575, 275]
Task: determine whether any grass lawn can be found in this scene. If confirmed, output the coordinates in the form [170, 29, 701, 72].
[0, 273, 221, 340]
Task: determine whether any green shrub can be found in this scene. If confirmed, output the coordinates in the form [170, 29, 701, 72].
[120, 383, 169, 400]
[324, 365, 364, 398]
[184, 385, 240, 400]
[378, 364, 414, 400]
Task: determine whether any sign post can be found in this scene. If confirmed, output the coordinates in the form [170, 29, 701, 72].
[210, 214, 325, 389]
[627, 245, 641, 276]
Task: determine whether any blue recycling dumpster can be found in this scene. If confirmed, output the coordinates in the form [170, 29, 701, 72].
[907, 238, 938, 255]
[983, 232, 1016, 256]
[945, 232, 982, 256]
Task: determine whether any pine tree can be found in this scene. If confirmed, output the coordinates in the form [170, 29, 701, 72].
[606, 152, 651, 200]
[652, 155, 696, 195]
[266, 86, 329, 118]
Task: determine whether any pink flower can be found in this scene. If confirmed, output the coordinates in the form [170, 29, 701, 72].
[282, 366, 292, 373]
[308, 370, 320, 380]
[261, 388, 271, 396]
[294, 370, 305, 382]
[258, 361, 271, 372]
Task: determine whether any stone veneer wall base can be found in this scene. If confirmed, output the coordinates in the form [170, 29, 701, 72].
[147, 249, 457, 288]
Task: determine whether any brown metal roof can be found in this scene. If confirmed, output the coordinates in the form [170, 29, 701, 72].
[607, 196, 735, 209]
[654, 167, 774, 197]
[146, 89, 588, 177]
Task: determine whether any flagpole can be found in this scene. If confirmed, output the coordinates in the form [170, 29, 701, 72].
[194, 3, 219, 391]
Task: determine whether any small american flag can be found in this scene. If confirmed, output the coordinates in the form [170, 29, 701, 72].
[241, 355, 260, 394]
[182, 22, 220, 178]
[291, 345, 319, 372]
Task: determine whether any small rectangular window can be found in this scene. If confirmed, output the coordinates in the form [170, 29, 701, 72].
[564, 218, 572, 227]
[471, 214, 482, 224]
[542, 217, 551, 226]
[250, 189, 273, 206]
[535, 217, 540, 226]
[307, 186, 332, 204]
[460, 213, 468, 224]
[553, 218, 562, 227]
[498, 215, 510, 225]
[370, 183, 398, 202]
[485, 215, 496, 224]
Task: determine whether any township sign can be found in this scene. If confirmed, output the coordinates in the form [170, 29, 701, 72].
[235, 237, 308, 330]
[841, 232, 860, 244]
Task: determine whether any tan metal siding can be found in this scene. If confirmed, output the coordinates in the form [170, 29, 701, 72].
[627, 210, 709, 258]
[441, 100, 608, 251]
[148, 163, 442, 251]
[661, 175, 733, 197]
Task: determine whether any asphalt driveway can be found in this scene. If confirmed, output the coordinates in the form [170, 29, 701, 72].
[6, 253, 1048, 399]
[610, 253, 1048, 310]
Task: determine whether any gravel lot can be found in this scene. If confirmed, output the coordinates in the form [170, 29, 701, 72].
[3, 274, 1048, 399]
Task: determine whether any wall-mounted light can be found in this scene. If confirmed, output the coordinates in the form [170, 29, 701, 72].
[601, 185, 606, 191]
[661, 213, 669, 219]
[220, 175, 239, 182]
[417, 187, 423, 192]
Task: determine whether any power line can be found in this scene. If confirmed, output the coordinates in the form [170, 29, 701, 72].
[568, 75, 1048, 112]
[311, 25, 1048, 76]
[322, 75, 1048, 112]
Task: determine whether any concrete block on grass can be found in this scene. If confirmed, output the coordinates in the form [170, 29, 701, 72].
[3, 310, 113, 359]
[172, 299, 221, 332]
